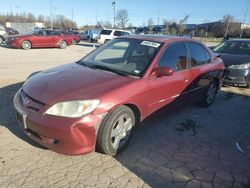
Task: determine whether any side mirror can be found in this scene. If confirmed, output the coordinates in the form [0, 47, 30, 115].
[152, 67, 174, 77]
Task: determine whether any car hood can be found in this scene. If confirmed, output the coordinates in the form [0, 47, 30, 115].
[218, 52, 250, 67]
[23, 63, 135, 105]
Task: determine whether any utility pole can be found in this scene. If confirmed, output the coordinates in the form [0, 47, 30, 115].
[240, 0, 249, 38]
[112, 1, 117, 28]
[15, 5, 20, 32]
[157, 11, 160, 26]
[50, 0, 53, 29]
[72, 9, 74, 29]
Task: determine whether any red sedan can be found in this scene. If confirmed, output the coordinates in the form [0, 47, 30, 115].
[13, 35, 224, 156]
[6, 30, 73, 49]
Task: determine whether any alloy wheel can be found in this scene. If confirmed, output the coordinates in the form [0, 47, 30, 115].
[110, 114, 133, 150]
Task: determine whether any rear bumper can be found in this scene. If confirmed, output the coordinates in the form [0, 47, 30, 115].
[13, 89, 105, 155]
[223, 68, 250, 86]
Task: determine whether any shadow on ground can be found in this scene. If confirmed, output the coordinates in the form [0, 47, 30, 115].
[115, 90, 250, 187]
[0, 82, 46, 149]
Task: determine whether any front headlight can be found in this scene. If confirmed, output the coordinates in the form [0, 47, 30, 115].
[45, 100, 100, 118]
[228, 63, 250, 69]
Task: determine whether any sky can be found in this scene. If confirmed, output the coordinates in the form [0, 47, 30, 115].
[0, 0, 249, 27]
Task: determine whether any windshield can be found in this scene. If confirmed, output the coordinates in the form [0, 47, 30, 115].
[79, 38, 162, 77]
[213, 41, 250, 55]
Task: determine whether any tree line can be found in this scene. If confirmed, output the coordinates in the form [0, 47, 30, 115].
[0, 12, 77, 29]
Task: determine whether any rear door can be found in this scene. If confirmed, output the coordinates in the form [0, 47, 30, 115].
[46, 30, 61, 47]
[146, 42, 192, 115]
[185, 42, 214, 102]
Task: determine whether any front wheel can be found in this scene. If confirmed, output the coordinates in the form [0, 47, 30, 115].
[0, 36, 4, 45]
[96, 106, 135, 156]
[72, 39, 77, 45]
[199, 81, 218, 107]
[59, 40, 67, 49]
[21, 40, 31, 50]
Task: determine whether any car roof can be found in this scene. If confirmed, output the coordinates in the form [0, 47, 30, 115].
[119, 34, 193, 43]
[102, 28, 130, 32]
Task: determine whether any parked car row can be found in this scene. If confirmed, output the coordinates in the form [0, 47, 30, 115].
[79, 28, 131, 44]
[13, 35, 225, 156]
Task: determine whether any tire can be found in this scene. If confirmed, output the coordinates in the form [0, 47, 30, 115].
[96, 105, 135, 156]
[72, 39, 77, 45]
[0, 36, 3, 45]
[198, 80, 218, 107]
[59, 40, 67, 49]
[87, 37, 91, 43]
[21, 40, 31, 50]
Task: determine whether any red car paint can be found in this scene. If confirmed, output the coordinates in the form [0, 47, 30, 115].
[58, 31, 81, 43]
[6, 30, 73, 49]
[13, 35, 224, 155]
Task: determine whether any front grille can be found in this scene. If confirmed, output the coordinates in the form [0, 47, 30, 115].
[19, 90, 45, 112]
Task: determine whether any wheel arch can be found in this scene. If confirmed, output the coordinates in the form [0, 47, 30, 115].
[123, 103, 141, 126]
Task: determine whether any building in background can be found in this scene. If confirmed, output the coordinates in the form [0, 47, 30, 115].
[5, 22, 45, 34]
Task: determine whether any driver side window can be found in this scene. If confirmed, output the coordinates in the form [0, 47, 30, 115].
[158, 43, 187, 71]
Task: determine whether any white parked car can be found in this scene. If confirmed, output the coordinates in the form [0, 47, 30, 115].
[97, 29, 131, 44]
[0, 24, 8, 45]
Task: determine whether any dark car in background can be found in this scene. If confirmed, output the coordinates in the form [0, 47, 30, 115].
[213, 39, 250, 88]
[6, 28, 19, 35]
[6, 29, 73, 49]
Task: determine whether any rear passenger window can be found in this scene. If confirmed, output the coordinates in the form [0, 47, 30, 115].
[158, 43, 187, 71]
[114, 31, 121, 36]
[188, 43, 207, 67]
[121, 32, 130, 36]
[101, 30, 112, 35]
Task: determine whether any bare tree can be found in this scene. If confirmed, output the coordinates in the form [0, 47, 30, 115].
[147, 18, 154, 28]
[116, 9, 129, 29]
[98, 21, 112, 29]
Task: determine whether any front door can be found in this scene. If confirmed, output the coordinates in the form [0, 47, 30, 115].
[146, 42, 192, 116]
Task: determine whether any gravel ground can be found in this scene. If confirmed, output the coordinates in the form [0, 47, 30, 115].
[0, 42, 250, 188]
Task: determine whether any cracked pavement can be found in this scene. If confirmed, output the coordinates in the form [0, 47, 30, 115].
[0, 43, 250, 188]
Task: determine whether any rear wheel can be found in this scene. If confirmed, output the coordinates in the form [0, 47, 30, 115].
[87, 37, 92, 43]
[21, 40, 31, 50]
[59, 40, 67, 49]
[96, 106, 135, 156]
[199, 80, 218, 107]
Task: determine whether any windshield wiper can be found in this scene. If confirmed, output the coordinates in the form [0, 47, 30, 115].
[91, 64, 129, 77]
[76, 60, 95, 69]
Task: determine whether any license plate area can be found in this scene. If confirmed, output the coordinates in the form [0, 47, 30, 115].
[16, 111, 27, 129]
